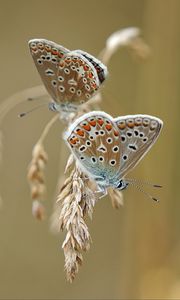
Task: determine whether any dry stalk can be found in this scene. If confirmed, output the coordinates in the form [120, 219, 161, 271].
[100, 27, 150, 64]
[57, 165, 97, 282]
[27, 114, 59, 220]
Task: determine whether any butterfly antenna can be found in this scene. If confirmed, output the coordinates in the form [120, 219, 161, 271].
[18, 103, 47, 118]
[126, 178, 162, 188]
[26, 94, 48, 102]
[126, 180, 159, 202]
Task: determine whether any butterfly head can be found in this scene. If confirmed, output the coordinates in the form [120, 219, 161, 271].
[116, 179, 129, 191]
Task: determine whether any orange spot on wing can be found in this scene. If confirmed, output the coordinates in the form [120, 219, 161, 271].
[92, 83, 97, 89]
[84, 65, 89, 71]
[51, 49, 58, 55]
[70, 138, 77, 145]
[118, 123, 126, 130]
[82, 124, 91, 131]
[59, 61, 65, 67]
[58, 52, 64, 58]
[105, 124, 112, 131]
[88, 72, 93, 78]
[97, 119, 104, 126]
[89, 120, 96, 127]
[76, 129, 85, 137]
[73, 137, 79, 143]
[127, 122, 134, 128]
[45, 46, 51, 52]
[114, 130, 119, 137]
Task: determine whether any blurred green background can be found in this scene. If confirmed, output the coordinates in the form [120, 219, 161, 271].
[0, 0, 179, 298]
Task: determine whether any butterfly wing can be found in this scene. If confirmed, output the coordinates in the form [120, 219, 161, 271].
[75, 49, 108, 84]
[29, 39, 69, 103]
[65, 111, 121, 185]
[55, 51, 100, 109]
[114, 114, 163, 178]
[29, 39, 102, 111]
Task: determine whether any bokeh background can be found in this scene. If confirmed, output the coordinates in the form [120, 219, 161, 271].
[0, 0, 179, 298]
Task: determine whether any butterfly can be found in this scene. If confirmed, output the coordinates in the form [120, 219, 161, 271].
[64, 111, 163, 196]
[28, 39, 108, 113]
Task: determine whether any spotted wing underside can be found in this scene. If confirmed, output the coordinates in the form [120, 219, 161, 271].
[66, 112, 121, 182]
[114, 114, 163, 178]
[29, 39, 102, 110]
[56, 52, 100, 106]
[29, 39, 69, 103]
